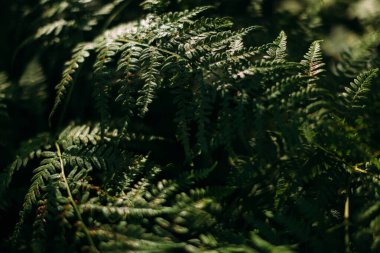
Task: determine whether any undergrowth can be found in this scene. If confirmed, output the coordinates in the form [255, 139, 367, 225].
[0, 1, 379, 252]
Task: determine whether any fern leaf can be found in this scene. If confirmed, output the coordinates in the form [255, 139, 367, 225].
[82, 204, 174, 219]
[160, 6, 213, 24]
[173, 86, 194, 159]
[301, 40, 325, 79]
[34, 19, 75, 40]
[136, 48, 164, 116]
[141, 0, 171, 12]
[0, 72, 10, 119]
[342, 68, 379, 109]
[49, 42, 94, 123]
[0, 133, 51, 194]
[265, 31, 287, 60]
[23, 162, 57, 212]
[117, 44, 143, 79]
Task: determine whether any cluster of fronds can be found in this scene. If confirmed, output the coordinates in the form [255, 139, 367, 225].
[1, 0, 380, 252]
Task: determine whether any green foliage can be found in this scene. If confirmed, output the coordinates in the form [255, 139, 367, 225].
[342, 69, 379, 110]
[265, 31, 287, 61]
[301, 40, 325, 80]
[49, 43, 94, 123]
[1, 0, 380, 253]
[0, 72, 10, 120]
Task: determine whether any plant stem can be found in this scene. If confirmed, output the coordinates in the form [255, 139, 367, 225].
[344, 194, 350, 253]
[55, 143, 99, 253]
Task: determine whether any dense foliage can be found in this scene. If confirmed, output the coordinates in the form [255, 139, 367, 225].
[1, 0, 380, 252]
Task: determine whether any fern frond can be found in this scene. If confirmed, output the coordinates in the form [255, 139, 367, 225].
[23, 156, 60, 212]
[0, 72, 10, 119]
[265, 31, 287, 60]
[49, 42, 94, 123]
[301, 40, 325, 80]
[34, 19, 75, 40]
[0, 133, 51, 194]
[341, 68, 379, 110]
[117, 44, 143, 79]
[141, 0, 171, 12]
[4, 3, 380, 252]
[58, 123, 102, 148]
[82, 204, 175, 219]
[334, 33, 380, 78]
[18, 60, 47, 98]
[136, 47, 164, 116]
[173, 85, 194, 159]
[160, 6, 213, 24]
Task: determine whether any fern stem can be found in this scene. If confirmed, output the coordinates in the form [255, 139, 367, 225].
[344, 194, 350, 253]
[55, 143, 99, 253]
[116, 38, 182, 59]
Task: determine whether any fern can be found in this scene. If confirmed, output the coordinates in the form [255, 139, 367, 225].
[334, 33, 380, 78]
[301, 40, 325, 80]
[141, 0, 171, 12]
[2, 1, 380, 253]
[136, 47, 164, 116]
[49, 43, 94, 122]
[0, 73, 10, 120]
[265, 31, 287, 61]
[0, 133, 51, 195]
[341, 69, 379, 110]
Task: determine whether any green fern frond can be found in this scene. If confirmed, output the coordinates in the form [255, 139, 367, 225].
[82, 204, 175, 219]
[342, 68, 378, 109]
[0, 72, 10, 119]
[265, 31, 287, 61]
[58, 123, 102, 148]
[301, 40, 325, 79]
[160, 6, 214, 24]
[23, 155, 60, 212]
[34, 19, 75, 40]
[3, 2, 380, 252]
[117, 44, 143, 79]
[141, 0, 171, 12]
[136, 47, 164, 116]
[334, 33, 380, 78]
[173, 85, 194, 159]
[0, 133, 51, 195]
[49, 42, 94, 123]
